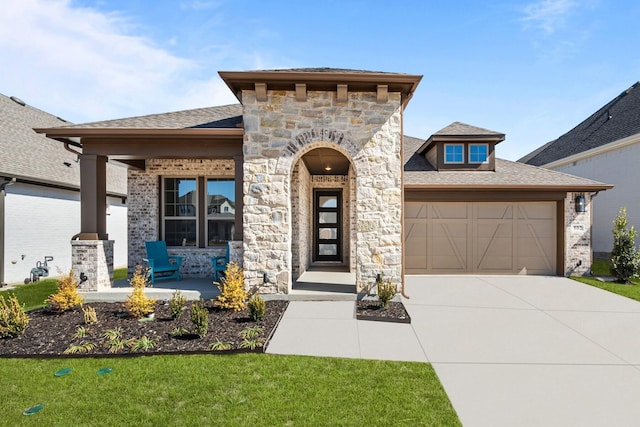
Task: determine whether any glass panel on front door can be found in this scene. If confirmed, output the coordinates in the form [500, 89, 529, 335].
[314, 190, 342, 262]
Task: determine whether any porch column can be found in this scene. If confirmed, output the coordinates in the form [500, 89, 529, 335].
[234, 155, 243, 241]
[79, 154, 108, 240]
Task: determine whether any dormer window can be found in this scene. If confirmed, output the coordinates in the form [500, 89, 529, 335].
[469, 144, 489, 164]
[444, 144, 464, 164]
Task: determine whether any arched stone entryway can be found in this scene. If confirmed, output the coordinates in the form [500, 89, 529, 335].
[290, 144, 356, 290]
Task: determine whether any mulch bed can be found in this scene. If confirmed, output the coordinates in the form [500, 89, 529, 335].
[0, 300, 288, 358]
[355, 301, 411, 324]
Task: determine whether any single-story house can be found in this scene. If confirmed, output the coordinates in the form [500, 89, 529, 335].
[0, 93, 128, 286]
[35, 68, 612, 294]
[519, 81, 640, 258]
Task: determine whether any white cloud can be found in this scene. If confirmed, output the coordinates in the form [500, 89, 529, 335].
[0, 0, 237, 123]
[521, 0, 576, 34]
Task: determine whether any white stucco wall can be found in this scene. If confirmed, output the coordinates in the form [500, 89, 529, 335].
[2, 183, 127, 285]
[553, 141, 640, 254]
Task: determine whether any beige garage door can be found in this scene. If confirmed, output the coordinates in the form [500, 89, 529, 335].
[405, 202, 556, 275]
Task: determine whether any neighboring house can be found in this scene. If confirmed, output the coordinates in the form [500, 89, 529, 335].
[519, 81, 640, 257]
[0, 94, 128, 286]
[35, 68, 611, 294]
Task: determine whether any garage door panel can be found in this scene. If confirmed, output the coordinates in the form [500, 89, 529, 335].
[405, 201, 556, 275]
[476, 203, 513, 219]
[518, 203, 555, 219]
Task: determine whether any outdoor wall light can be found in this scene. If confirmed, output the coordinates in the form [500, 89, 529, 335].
[263, 272, 268, 284]
[575, 195, 586, 213]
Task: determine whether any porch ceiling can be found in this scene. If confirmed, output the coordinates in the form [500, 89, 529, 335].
[302, 148, 351, 175]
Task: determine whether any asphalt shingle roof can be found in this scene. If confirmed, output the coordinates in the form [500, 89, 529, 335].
[521, 82, 640, 166]
[404, 135, 609, 189]
[0, 94, 127, 195]
[432, 121, 504, 137]
[54, 104, 243, 130]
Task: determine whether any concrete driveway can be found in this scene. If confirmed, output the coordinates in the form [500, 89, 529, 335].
[405, 275, 640, 427]
[267, 275, 640, 425]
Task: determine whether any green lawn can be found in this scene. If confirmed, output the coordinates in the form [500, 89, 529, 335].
[572, 259, 640, 302]
[0, 268, 128, 311]
[2, 354, 460, 426]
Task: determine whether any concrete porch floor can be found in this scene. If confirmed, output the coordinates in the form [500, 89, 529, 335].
[80, 270, 358, 303]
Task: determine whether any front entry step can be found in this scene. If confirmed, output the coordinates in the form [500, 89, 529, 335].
[292, 270, 357, 295]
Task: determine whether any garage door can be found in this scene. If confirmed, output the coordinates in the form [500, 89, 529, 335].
[405, 202, 556, 275]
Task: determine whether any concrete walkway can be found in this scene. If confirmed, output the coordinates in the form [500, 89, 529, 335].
[267, 275, 640, 426]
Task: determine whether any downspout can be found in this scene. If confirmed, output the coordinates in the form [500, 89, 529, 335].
[400, 102, 409, 300]
[589, 191, 601, 274]
[0, 177, 17, 287]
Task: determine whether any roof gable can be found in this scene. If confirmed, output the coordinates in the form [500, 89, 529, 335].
[0, 94, 126, 194]
[521, 82, 640, 166]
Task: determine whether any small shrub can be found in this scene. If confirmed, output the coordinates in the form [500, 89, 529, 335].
[102, 327, 132, 353]
[191, 301, 209, 338]
[0, 295, 29, 338]
[63, 342, 96, 354]
[209, 338, 233, 351]
[214, 262, 247, 312]
[169, 290, 187, 320]
[82, 305, 98, 325]
[170, 327, 190, 337]
[125, 266, 156, 318]
[377, 275, 397, 308]
[248, 294, 266, 321]
[47, 270, 84, 312]
[239, 326, 265, 350]
[73, 326, 90, 339]
[130, 336, 157, 352]
[611, 207, 640, 283]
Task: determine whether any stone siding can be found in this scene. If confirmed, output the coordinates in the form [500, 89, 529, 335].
[565, 192, 592, 276]
[242, 90, 403, 292]
[71, 240, 114, 291]
[128, 159, 234, 277]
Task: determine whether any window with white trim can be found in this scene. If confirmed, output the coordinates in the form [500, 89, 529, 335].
[444, 144, 464, 164]
[469, 143, 489, 164]
[162, 177, 235, 247]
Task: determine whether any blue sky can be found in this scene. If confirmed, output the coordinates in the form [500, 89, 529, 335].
[1, 0, 639, 160]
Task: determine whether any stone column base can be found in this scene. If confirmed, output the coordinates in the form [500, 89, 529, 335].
[71, 240, 114, 291]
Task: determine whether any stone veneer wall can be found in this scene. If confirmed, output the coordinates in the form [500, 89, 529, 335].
[128, 159, 234, 277]
[564, 191, 592, 276]
[72, 240, 114, 291]
[242, 89, 402, 292]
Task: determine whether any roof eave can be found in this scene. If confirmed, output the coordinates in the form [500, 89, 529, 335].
[218, 70, 423, 104]
[34, 127, 245, 139]
[403, 183, 614, 191]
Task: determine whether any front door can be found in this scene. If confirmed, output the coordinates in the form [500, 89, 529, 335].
[314, 189, 342, 262]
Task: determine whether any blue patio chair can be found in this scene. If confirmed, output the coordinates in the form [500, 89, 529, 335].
[144, 241, 183, 285]
[211, 241, 231, 282]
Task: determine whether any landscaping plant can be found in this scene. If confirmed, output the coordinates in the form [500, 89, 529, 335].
[214, 262, 247, 311]
[46, 269, 84, 312]
[125, 266, 156, 318]
[0, 294, 29, 338]
[169, 290, 187, 320]
[611, 207, 640, 283]
[248, 294, 266, 321]
[377, 275, 397, 308]
[191, 301, 209, 338]
[82, 305, 98, 324]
